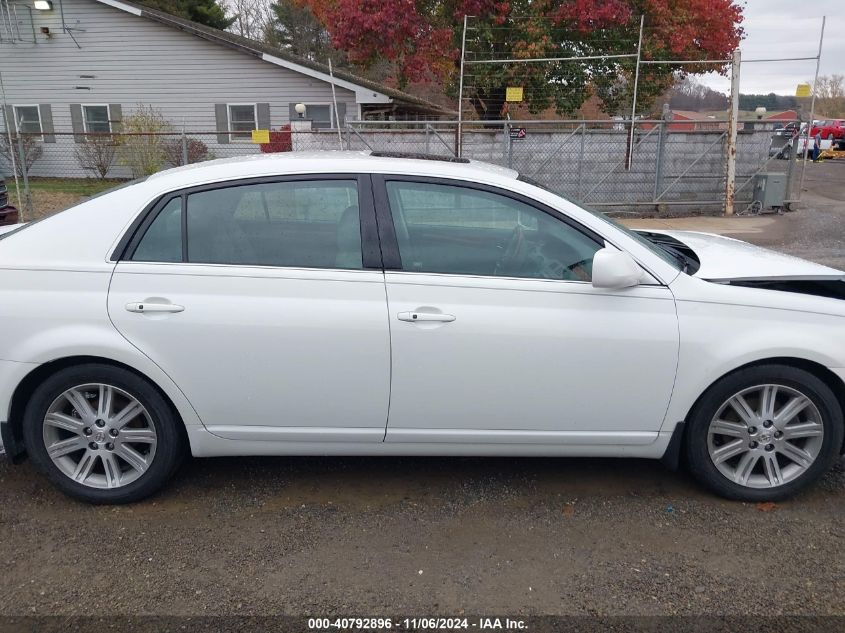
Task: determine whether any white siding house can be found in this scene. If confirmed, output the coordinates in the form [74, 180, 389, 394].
[0, 0, 449, 177]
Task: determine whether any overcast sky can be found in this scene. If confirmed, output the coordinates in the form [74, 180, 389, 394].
[697, 0, 842, 95]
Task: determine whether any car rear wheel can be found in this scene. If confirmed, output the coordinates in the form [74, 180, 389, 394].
[685, 364, 843, 501]
[22, 364, 184, 504]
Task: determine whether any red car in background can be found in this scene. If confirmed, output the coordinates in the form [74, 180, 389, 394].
[810, 119, 845, 140]
[0, 178, 20, 226]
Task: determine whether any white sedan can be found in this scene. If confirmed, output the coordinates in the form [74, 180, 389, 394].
[0, 152, 843, 504]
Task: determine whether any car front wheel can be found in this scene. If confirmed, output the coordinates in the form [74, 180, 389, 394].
[685, 364, 844, 501]
[22, 364, 184, 504]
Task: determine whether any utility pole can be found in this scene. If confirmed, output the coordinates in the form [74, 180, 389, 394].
[626, 15, 644, 170]
[798, 16, 826, 199]
[457, 14, 467, 158]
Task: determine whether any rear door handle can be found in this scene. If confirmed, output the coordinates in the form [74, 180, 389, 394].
[397, 311, 456, 323]
[125, 302, 185, 314]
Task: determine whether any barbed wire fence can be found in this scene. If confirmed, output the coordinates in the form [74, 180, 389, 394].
[0, 16, 829, 220]
[454, 14, 829, 216]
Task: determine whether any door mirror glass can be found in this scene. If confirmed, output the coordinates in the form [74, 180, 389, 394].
[591, 247, 642, 289]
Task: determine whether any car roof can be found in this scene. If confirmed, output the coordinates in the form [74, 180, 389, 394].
[145, 150, 519, 190]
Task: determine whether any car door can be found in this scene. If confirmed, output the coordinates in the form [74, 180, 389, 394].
[108, 174, 390, 443]
[374, 176, 679, 446]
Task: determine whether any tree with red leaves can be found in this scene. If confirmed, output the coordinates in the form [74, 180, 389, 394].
[289, 0, 743, 118]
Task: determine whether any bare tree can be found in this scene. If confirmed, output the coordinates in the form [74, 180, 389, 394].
[224, 0, 273, 40]
[812, 74, 845, 118]
[74, 134, 118, 179]
[118, 105, 172, 178]
[0, 134, 42, 180]
[162, 137, 214, 166]
[660, 75, 729, 112]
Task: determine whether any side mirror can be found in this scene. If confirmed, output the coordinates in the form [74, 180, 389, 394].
[591, 247, 642, 289]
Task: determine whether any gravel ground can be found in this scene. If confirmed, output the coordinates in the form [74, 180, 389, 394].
[745, 160, 845, 270]
[0, 162, 843, 620]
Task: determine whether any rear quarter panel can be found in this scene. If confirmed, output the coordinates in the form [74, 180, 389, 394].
[0, 187, 205, 430]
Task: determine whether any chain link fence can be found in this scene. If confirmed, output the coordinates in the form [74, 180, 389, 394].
[0, 119, 800, 221]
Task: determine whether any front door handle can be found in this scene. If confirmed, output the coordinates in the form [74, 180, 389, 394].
[397, 311, 456, 323]
[125, 302, 185, 314]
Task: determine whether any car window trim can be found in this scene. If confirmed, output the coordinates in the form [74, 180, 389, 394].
[370, 174, 605, 277]
[112, 173, 382, 270]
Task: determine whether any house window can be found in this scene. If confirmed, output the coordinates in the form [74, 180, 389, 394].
[13, 106, 42, 137]
[304, 104, 333, 129]
[83, 105, 111, 133]
[228, 104, 257, 140]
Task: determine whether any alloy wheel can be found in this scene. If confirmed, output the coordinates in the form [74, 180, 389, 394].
[707, 384, 824, 488]
[42, 383, 157, 489]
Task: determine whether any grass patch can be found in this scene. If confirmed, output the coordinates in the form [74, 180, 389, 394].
[7, 177, 126, 198]
[4, 177, 129, 220]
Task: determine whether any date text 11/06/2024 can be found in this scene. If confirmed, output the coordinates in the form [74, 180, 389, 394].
[307, 618, 528, 630]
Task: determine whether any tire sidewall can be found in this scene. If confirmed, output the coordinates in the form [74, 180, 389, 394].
[22, 364, 183, 504]
[685, 365, 844, 501]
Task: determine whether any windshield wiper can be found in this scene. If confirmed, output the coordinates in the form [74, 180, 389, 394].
[659, 245, 689, 274]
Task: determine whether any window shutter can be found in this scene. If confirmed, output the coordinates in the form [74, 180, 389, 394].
[108, 104, 123, 133]
[39, 104, 56, 143]
[256, 103, 270, 130]
[335, 102, 347, 128]
[214, 104, 229, 144]
[70, 104, 84, 143]
[288, 103, 299, 123]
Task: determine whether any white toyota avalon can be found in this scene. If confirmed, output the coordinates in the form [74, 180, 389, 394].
[0, 151, 842, 504]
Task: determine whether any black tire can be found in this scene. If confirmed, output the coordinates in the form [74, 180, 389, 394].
[685, 364, 844, 501]
[22, 363, 184, 504]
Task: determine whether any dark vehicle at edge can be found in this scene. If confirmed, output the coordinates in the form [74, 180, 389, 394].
[0, 177, 19, 226]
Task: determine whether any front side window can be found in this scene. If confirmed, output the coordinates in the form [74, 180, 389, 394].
[14, 106, 42, 136]
[386, 181, 601, 281]
[83, 105, 111, 133]
[228, 104, 257, 140]
[517, 175, 682, 271]
[131, 180, 363, 269]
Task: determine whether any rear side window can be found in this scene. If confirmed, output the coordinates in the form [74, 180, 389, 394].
[132, 197, 182, 262]
[130, 180, 363, 270]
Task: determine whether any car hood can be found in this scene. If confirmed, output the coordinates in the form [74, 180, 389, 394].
[649, 230, 844, 281]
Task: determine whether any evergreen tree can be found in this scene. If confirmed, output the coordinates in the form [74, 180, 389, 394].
[137, 0, 235, 30]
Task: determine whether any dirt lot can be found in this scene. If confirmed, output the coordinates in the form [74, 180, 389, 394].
[0, 162, 843, 621]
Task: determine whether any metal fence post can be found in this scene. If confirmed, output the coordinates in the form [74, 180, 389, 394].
[504, 122, 513, 169]
[784, 128, 798, 207]
[654, 119, 666, 203]
[501, 122, 508, 167]
[181, 130, 189, 165]
[16, 133, 33, 221]
[577, 125, 585, 201]
[724, 48, 741, 215]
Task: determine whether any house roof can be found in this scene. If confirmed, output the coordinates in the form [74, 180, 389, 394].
[766, 110, 798, 121]
[671, 110, 720, 120]
[91, 0, 454, 116]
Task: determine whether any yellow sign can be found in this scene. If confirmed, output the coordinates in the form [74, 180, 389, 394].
[505, 86, 524, 102]
[251, 129, 270, 144]
[795, 83, 812, 98]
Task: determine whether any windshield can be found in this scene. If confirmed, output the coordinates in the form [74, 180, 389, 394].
[517, 176, 683, 270]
